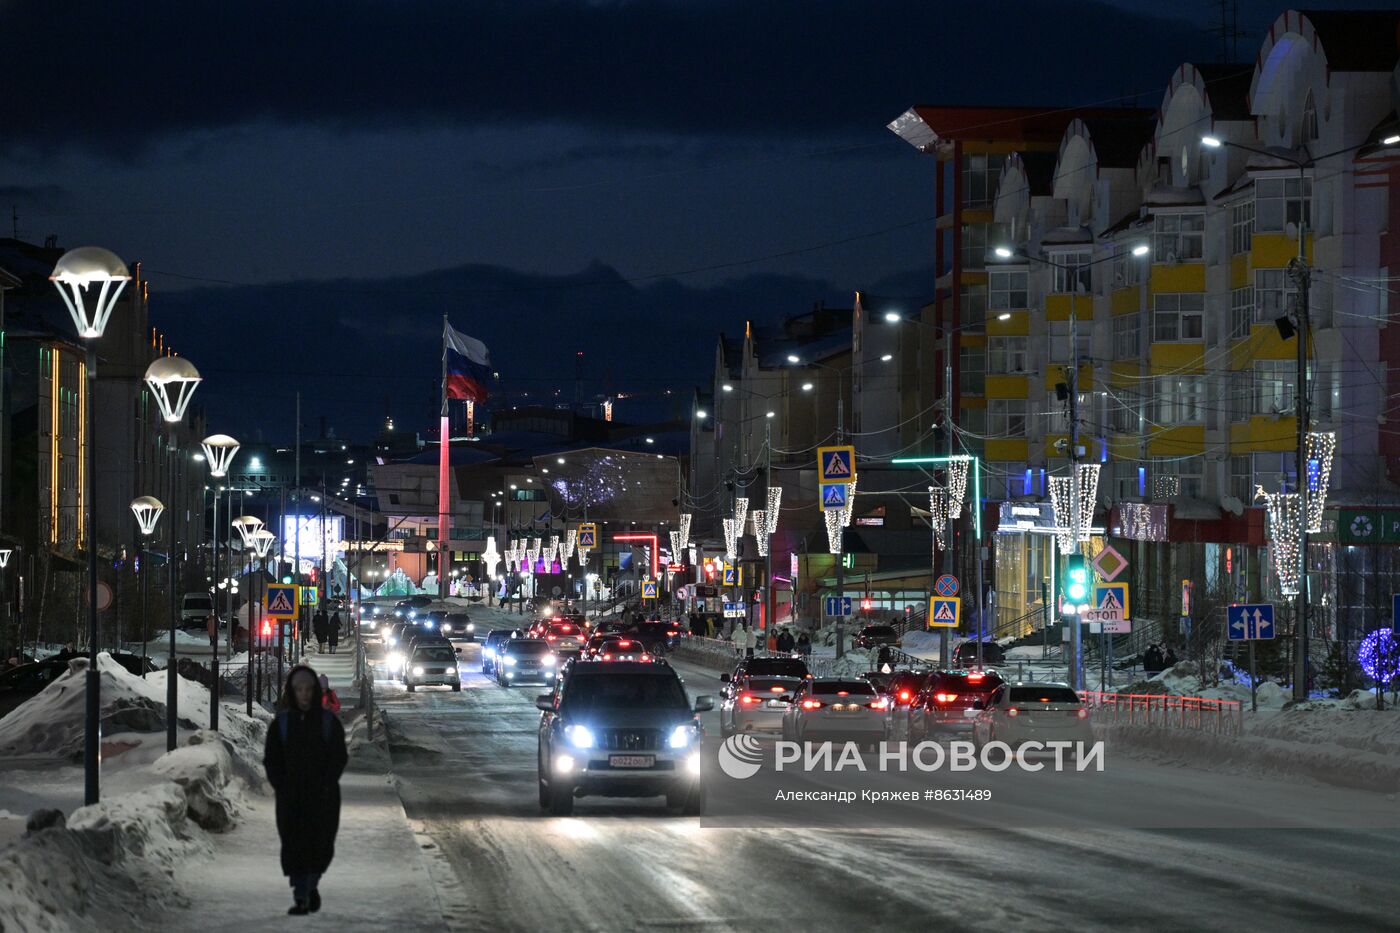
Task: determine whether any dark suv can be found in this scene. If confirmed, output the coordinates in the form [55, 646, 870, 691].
[853, 624, 899, 651]
[536, 661, 713, 816]
[950, 641, 1005, 668]
[910, 669, 1005, 738]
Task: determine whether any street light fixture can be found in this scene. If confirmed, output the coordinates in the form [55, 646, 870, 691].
[201, 434, 240, 479]
[130, 496, 164, 673]
[51, 246, 131, 808]
[144, 355, 202, 753]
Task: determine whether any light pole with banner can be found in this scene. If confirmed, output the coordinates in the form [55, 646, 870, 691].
[50, 246, 131, 806]
[144, 356, 203, 752]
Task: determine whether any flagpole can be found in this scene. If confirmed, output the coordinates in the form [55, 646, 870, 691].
[439, 315, 451, 598]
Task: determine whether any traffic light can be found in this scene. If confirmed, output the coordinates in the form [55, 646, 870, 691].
[1061, 554, 1091, 614]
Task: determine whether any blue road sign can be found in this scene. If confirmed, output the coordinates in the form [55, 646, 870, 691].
[824, 596, 853, 617]
[820, 482, 849, 511]
[1227, 603, 1275, 640]
[266, 584, 298, 619]
[935, 574, 959, 597]
[723, 602, 746, 618]
[722, 565, 738, 585]
[817, 445, 856, 482]
[929, 596, 961, 628]
[641, 580, 658, 600]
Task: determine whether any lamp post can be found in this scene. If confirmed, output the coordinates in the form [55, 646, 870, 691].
[242, 522, 272, 714]
[1200, 133, 1397, 700]
[51, 246, 131, 806]
[0, 547, 13, 659]
[991, 243, 1149, 689]
[144, 356, 203, 752]
[201, 435, 239, 730]
[130, 497, 164, 669]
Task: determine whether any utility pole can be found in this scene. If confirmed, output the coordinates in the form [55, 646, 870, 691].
[293, 393, 301, 665]
[834, 371, 846, 659]
[1289, 164, 1312, 702]
[1067, 293, 1083, 691]
[941, 361, 954, 668]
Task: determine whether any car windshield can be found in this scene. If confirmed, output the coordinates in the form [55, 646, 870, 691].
[564, 673, 689, 711]
[1009, 686, 1080, 704]
[183, 595, 213, 609]
[508, 640, 551, 656]
[813, 680, 876, 696]
[744, 658, 808, 678]
[863, 626, 896, 637]
[414, 647, 456, 663]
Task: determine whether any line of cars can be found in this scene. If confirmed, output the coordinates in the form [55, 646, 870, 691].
[371, 600, 473, 692]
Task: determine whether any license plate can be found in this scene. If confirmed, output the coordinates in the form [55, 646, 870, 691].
[963, 709, 979, 717]
[766, 700, 787, 708]
[608, 755, 655, 768]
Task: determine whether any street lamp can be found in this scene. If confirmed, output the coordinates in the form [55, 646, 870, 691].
[249, 527, 276, 716]
[130, 496, 164, 671]
[201, 436, 239, 732]
[51, 246, 131, 807]
[144, 356, 202, 753]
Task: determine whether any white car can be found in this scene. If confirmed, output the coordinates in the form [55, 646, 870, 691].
[780, 678, 888, 749]
[972, 682, 1093, 750]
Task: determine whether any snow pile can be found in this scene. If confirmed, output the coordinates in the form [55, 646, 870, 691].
[819, 649, 874, 678]
[899, 631, 940, 656]
[0, 735, 250, 932]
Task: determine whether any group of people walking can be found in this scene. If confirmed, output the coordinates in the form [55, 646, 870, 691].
[310, 609, 342, 653]
[1142, 643, 1178, 674]
[726, 622, 811, 658]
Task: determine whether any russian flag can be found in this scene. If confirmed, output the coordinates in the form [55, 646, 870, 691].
[444, 321, 492, 403]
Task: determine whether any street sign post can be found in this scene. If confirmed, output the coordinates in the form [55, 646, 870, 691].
[723, 602, 746, 619]
[816, 445, 856, 483]
[823, 596, 853, 617]
[935, 574, 959, 597]
[266, 584, 298, 619]
[300, 585, 318, 607]
[820, 482, 849, 511]
[722, 565, 737, 586]
[1227, 602, 1275, 712]
[641, 580, 658, 600]
[578, 523, 597, 549]
[929, 596, 960, 628]
[1091, 545, 1128, 582]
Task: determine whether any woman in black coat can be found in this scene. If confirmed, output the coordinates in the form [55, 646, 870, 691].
[263, 665, 349, 915]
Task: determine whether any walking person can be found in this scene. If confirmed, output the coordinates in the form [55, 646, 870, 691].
[797, 631, 812, 659]
[328, 612, 341, 654]
[264, 666, 349, 916]
[206, 612, 219, 652]
[313, 610, 328, 653]
[319, 674, 342, 715]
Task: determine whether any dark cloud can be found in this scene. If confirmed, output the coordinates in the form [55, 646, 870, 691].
[2, 0, 1203, 154]
[0, 184, 71, 209]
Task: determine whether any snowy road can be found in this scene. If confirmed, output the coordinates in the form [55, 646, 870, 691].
[375, 638, 1400, 933]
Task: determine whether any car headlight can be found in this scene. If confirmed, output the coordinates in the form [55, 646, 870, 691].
[422, 619, 433, 628]
[504, 656, 517, 666]
[466, 623, 475, 632]
[542, 655, 555, 666]
[669, 725, 697, 749]
[566, 725, 595, 749]
[441, 624, 452, 633]
[395, 610, 404, 617]
[412, 665, 424, 676]
[388, 636, 397, 646]
[447, 666, 457, 675]
[388, 652, 403, 668]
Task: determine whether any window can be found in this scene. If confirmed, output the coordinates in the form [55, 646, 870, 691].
[1050, 250, 1092, 293]
[1255, 268, 1296, 324]
[1253, 360, 1295, 415]
[986, 337, 1028, 374]
[989, 269, 1028, 310]
[959, 346, 984, 395]
[1155, 456, 1204, 498]
[1230, 455, 1252, 502]
[961, 153, 1007, 208]
[1230, 286, 1254, 340]
[1112, 247, 1145, 287]
[1255, 176, 1311, 233]
[1153, 212, 1204, 261]
[960, 284, 987, 327]
[959, 405, 986, 436]
[989, 461, 1029, 499]
[1153, 293, 1204, 341]
[1113, 314, 1140, 359]
[1231, 199, 1254, 255]
[961, 222, 989, 271]
[987, 399, 1026, 436]
[1153, 377, 1204, 423]
[1228, 371, 1251, 422]
[1253, 452, 1295, 495]
[1302, 92, 1319, 143]
[1109, 386, 1142, 434]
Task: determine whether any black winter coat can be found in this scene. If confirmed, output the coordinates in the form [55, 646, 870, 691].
[263, 706, 349, 876]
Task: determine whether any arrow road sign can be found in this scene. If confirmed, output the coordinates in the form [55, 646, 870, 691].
[1226, 603, 1275, 640]
[824, 596, 853, 617]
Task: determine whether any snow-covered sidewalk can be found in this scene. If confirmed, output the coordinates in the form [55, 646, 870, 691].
[149, 714, 455, 932]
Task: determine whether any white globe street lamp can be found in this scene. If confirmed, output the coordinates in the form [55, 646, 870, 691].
[201, 434, 240, 479]
[53, 247, 132, 808]
[144, 356, 202, 423]
[130, 496, 165, 536]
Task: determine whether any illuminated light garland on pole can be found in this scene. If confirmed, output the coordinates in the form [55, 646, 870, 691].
[750, 510, 769, 557]
[1258, 487, 1303, 596]
[927, 487, 948, 551]
[734, 498, 749, 537]
[765, 487, 782, 536]
[1049, 476, 1075, 555]
[840, 475, 857, 527]
[668, 530, 683, 562]
[562, 530, 577, 561]
[482, 537, 500, 579]
[678, 514, 692, 548]
[722, 518, 740, 561]
[1076, 464, 1100, 541]
[1358, 628, 1400, 686]
[1304, 431, 1336, 533]
[946, 456, 970, 520]
[824, 508, 844, 555]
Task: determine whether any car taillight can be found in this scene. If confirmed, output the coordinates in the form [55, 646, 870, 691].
[801, 699, 824, 710]
[869, 698, 889, 710]
[897, 690, 912, 703]
[967, 673, 985, 682]
[1076, 708, 1088, 719]
[640, 654, 652, 662]
[740, 694, 760, 706]
[836, 690, 849, 697]
[770, 685, 785, 693]
[546, 635, 557, 641]
[1007, 707, 1019, 717]
[666, 630, 678, 636]
[935, 693, 957, 703]
[601, 653, 612, 661]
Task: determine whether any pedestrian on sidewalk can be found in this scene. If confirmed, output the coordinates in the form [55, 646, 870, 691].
[206, 612, 218, 651]
[319, 674, 342, 715]
[313, 610, 329, 652]
[328, 612, 341, 654]
[264, 665, 349, 916]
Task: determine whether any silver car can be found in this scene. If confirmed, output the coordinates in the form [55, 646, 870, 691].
[404, 643, 461, 693]
[780, 678, 889, 749]
[719, 673, 802, 737]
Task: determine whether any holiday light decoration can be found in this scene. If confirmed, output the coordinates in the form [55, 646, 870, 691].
[722, 518, 740, 561]
[824, 508, 844, 555]
[482, 538, 500, 578]
[750, 510, 769, 557]
[734, 497, 749, 536]
[1153, 475, 1180, 500]
[679, 513, 693, 547]
[1076, 463, 1100, 541]
[840, 475, 858, 527]
[1358, 628, 1400, 685]
[946, 456, 970, 519]
[668, 530, 683, 562]
[1305, 431, 1336, 533]
[1259, 488, 1302, 596]
[563, 529, 577, 561]
[1049, 476, 1075, 555]
[928, 486, 949, 551]
[765, 487, 782, 536]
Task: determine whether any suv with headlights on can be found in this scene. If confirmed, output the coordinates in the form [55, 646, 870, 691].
[404, 643, 461, 692]
[536, 660, 714, 816]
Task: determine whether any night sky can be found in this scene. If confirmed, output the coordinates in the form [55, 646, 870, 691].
[2, 0, 1389, 440]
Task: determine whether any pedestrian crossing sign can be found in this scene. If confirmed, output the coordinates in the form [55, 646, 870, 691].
[820, 482, 849, 511]
[722, 564, 738, 586]
[300, 585, 318, 607]
[267, 584, 298, 619]
[578, 523, 597, 549]
[817, 445, 856, 483]
[642, 580, 658, 600]
[928, 595, 960, 629]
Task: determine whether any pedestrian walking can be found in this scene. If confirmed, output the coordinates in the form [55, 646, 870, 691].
[206, 612, 218, 651]
[313, 610, 328, 653]
[264, 665, 348, 916]
[319, 674, 342, 715]
[1163, 646, 1178, 668]
[328, 612, 341, 654]
[797, 631, 812, 658]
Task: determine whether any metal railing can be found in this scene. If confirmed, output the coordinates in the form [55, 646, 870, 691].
[1080, 690, 1243, 736]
